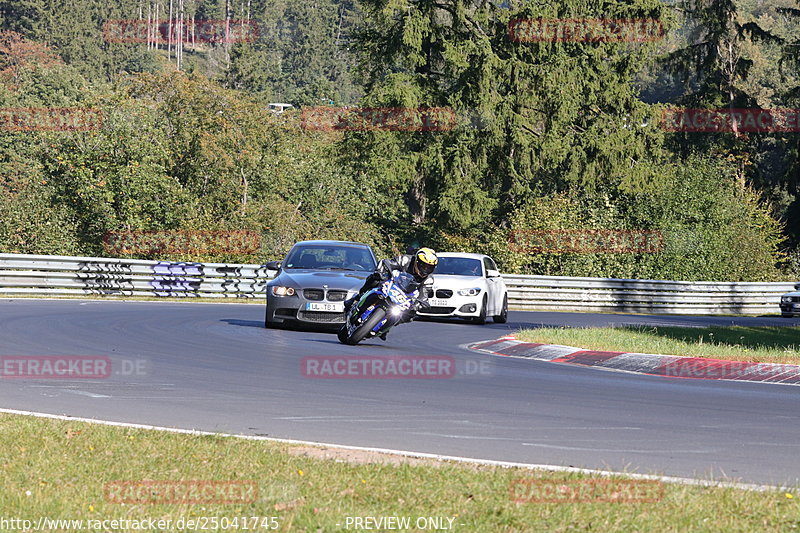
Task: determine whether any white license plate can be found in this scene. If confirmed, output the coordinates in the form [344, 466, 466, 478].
[306, 302, 344, 312]
[429, 299, 448, 307]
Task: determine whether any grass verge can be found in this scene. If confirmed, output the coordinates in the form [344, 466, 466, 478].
[516, 326, 800, 364]
[0, 413, 797, 532]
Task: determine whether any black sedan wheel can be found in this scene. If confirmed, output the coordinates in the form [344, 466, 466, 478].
[265, 302, 279, 328]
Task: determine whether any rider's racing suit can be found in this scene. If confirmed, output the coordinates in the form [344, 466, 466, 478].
[344, 254, 433, 321]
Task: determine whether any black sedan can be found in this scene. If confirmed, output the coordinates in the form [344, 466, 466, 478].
[264, 240, 377, 328]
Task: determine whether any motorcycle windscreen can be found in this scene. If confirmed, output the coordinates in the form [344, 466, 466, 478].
[393, 272, 419, 293]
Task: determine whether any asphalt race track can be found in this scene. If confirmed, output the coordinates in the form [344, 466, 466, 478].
[1, 299, 799, 486]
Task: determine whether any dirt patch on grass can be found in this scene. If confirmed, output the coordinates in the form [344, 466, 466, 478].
[287, 445, 442, 466]
[286, 445, 506, 472]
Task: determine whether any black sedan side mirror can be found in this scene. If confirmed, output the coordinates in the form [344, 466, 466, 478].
[265, 260, 282, 271]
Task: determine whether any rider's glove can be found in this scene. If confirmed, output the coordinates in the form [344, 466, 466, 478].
[415, 299, 431, 311]
[366, 272, 385, 285]
[400, 309, 417, 323]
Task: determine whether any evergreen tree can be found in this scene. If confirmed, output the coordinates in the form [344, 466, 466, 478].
[225, 0, 361, 104]
[0, 0, 159, 81]
[350, 0, 671, 233]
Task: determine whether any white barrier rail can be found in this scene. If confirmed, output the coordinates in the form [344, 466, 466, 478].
[503, 274, 797, 315]
[0, 253, 795, 315]
[0, 253, 274, 298]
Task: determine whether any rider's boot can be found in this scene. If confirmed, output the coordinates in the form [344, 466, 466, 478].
[343, 294, 358, 313]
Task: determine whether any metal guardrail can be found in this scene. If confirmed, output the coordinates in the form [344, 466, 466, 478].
[0, 253, 275, 298]
[0, 253, 795, 314]
[503, 274, 796, 315]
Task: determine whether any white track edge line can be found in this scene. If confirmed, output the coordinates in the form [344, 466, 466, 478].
[0, 408, 792, 493]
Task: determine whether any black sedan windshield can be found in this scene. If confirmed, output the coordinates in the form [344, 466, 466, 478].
[284, 245, 376, 272]
[435, 257, 482, 276]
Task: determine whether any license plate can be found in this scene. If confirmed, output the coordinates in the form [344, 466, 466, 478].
[429, 299, 448, 307]
[306, 302, 343, 312]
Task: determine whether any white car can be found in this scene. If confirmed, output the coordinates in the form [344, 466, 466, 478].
[417, 253, 508, 324]
[779, 283, 800, 318]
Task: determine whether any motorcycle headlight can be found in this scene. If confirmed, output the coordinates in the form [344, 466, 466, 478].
[271, 286, 296, 296]
[458, 287, 482, 297]
[390, 306, 403, 317]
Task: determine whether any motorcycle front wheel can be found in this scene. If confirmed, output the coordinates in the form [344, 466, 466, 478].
[343, 306, 387, 345]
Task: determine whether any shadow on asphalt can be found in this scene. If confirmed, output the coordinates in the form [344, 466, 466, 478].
[222, 318, 341, 334]
[415, 316, 522, 330]
[221, 319, 263, 328]
[303, 338, 401, 348]
[304, 338, 341, 345]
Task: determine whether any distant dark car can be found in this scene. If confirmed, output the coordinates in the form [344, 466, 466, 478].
[779, 283, 800, 318]
[264, 240, 377, 328]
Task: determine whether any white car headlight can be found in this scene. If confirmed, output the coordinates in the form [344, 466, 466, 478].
[271, 286, 296, 296]
[782, 296, 791, 303]
[458, 287, 482, 297]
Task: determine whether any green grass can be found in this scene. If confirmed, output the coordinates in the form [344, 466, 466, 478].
[516, 326, 800, 364]
[0, 413, 798, 532]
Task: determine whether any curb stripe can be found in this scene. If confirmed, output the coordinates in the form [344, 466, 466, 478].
[501, 343, 544, 356]
[551, 350, 625, 366]
[468, 337, 800, 387]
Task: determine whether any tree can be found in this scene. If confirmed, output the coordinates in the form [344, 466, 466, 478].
[225, 0, 361, 104]
[663, 0, 791, 187]
[461, 155, 784, 281]
[350, 0, 671, 236]
[0, 0, 159, 81]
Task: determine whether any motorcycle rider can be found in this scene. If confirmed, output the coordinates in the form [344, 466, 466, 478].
[343, 247, 439, 339]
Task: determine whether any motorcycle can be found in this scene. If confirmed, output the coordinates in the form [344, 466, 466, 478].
[338, 270, 423, 345]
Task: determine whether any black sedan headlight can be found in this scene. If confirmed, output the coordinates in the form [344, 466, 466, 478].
[271, 286, 296, 296]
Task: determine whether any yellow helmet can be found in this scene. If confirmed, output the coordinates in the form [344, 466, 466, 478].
[413, 247, 438, 278]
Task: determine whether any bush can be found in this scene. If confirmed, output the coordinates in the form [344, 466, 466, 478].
[431, 156, 784, 282]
